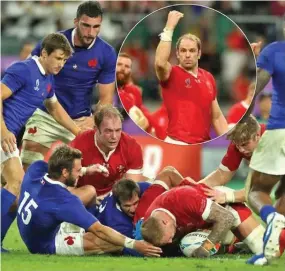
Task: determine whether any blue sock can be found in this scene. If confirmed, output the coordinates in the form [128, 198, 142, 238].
[260, 205, 276, 223]
[1, 188, 17, 247]
[1, 188, 16, 216]
[1, 210, 17, 244]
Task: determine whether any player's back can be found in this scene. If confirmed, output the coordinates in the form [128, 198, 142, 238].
[144, 186, 211, 234]
[257, 41, 285, 129]
[17, 161, 73, 254]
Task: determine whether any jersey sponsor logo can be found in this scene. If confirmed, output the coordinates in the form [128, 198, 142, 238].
[185, 78, 191, 88]
[34, 79, 40, 91]
[64, 236, 76, 246]
[88, 58, 97, 68]
[99, 203, 107, 213]
[28, 127, 37, 135]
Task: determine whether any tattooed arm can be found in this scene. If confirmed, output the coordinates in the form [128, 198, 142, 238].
[241, 68, 271, 121]
[192, 202, 235, 258]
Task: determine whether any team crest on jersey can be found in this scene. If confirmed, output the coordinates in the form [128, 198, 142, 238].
[34, 79, 40, 91]
[185, 78, 191, 88]
[88, 58, 97, 68]
[28, 127, 37, 135]
[117, 165, 126, 174]
[64, 236, 75, 245]
[46, 84, 51, 93]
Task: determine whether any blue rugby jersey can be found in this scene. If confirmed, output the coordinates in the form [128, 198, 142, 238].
[31, 28, 116, 119]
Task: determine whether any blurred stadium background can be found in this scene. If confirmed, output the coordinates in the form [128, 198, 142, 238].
[1, 1, 284, 187]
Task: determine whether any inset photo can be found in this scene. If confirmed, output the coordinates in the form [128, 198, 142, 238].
[116, 4, 256, 145]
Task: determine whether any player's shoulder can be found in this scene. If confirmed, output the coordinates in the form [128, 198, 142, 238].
[59, 28, 72, 38]
[262, 41, 285, 54]
[93, 36, 116, 53]
[73, 129, 95, 143]
[5, 59, 31, 73]
[24, 161, 48, 183]
[120, 132, 140, 148]
[199, 68, 214, 79]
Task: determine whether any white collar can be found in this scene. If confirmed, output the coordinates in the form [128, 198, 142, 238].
[94, 132, 116, 162]
[32, 56, 46, 75]
[43, 174, 67, 188]
[71, 28, 96, 49]
[241, 101, 250, 109]
[151, 208, 177, 225]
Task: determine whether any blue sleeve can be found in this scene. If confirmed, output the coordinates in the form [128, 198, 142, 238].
[56, 195, 98, 230]
[256, 43, 275, 75]
[97, 45, 116, 84]
[1, 62, 29, 93]
[138, 182, 151, 196]
[31, 41, 41, 56]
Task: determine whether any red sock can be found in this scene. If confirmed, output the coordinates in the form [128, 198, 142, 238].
[279, 229, 285, 255]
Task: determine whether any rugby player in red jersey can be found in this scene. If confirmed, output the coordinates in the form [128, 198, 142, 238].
[69, 105, 144, 199]
[155, 11, 228, 145]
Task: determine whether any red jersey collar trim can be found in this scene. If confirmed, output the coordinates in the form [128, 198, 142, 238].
[151, 208, 177, 225]
[94, 132, 116, 162]
[71, 28, 96, 49]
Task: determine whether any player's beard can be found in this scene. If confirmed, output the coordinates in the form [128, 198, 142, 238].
[65, 175, 77, 187]
[116, 71, 131, 87]
[76, 28, 95, 48]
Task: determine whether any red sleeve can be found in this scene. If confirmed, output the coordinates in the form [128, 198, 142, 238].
[227, 104, 247, 125]
[220, 143, 243, 171]
[126, 137, 143, 174]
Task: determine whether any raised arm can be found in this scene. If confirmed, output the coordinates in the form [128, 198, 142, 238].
[155, 11, 184, 81]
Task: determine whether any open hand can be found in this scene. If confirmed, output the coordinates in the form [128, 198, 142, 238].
[1, 130, 16, 153]
[134, 240, 162, 257]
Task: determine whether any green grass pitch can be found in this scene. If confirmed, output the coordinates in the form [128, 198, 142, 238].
[1, 222, 284, 271]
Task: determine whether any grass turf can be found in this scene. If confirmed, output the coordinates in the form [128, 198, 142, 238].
[2, 222, 284, 271]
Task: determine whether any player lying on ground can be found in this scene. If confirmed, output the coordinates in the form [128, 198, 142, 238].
[139, 181, 270, 257]
[1, 33, 81, 252]
[17, 145, 162, 257]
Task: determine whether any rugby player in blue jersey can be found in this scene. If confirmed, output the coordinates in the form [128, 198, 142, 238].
[244, 20, 285, 264]
[1, 33, 81, 252]
[21, 1, 117, 170]
[17, 145, 162, 257]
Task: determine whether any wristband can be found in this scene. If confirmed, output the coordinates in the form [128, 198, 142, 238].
[124, 237, 135, 249]
[81, 167, 87, 176]
[159, 28, 174, 42]
[225, 190, 235, 203]
[202, 239, 220, 256]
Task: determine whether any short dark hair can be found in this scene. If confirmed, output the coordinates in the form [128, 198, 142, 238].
[48, 145, 82, 179]
[112, 179, 140, 204]
[76, 1, 103, 19]
[41, 33, 73, 57]
[94, 104, 124, 129]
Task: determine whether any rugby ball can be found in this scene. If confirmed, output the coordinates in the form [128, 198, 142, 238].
[180, 230, 219, 257]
